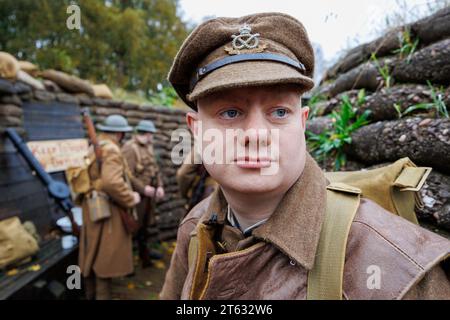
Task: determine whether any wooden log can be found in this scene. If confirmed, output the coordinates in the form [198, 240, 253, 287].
[411, 6, 450, 46]
[358, 84, 446, 121]
[323, 28, 403, 81]
[305, 116, 333, 135]
[418, 169, 450, 231]
[348, 117, 450, 174]
[323, 61, 382, 98]
[392, 39, 450, 85]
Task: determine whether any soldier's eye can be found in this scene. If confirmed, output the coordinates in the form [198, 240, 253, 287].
[271, 108, 289, 119]
[220, 109, 241, 119]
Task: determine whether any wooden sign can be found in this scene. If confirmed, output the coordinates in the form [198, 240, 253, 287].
[27, 139, 89, 173]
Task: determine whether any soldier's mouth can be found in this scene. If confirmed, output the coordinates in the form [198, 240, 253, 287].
[234, 157, 273, 169]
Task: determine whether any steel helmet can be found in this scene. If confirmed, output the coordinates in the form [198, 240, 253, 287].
[96, 114, 133, 132]
[136, 120, 157, 133]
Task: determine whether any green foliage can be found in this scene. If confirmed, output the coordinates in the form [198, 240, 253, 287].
[402, 81, 449, 118]
[148, 85, 178, 107]
[307, 90, 370, 171]
[0, 0, 190, 94]
[393, 28, 419, 63]
[393, 103, 403, 119]
[370, 53, 392, 88]
[392, 81, 449, 119]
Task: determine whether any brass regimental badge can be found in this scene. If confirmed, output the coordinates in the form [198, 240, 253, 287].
[225, 24, 267, 55]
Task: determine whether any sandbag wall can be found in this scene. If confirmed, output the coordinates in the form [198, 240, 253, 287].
[308, 7, 450, 232]
[0, 77, 188, 242]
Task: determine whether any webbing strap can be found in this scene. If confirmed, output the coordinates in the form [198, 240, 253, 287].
[307, 185, 361, 300]
[392, 166, 431, 224]
[394, 166, 431, 192]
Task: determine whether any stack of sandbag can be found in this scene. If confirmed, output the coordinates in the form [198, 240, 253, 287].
[0, 53, 28, 136]
[40, 69, 94, 96]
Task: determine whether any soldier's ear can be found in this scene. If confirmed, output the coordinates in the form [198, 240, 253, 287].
[186, 112, 199, 136]
[300, 106, 309, 132]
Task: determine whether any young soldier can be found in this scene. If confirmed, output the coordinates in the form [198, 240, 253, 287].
[122, 120, 165, 267]
[79, 115, 141, 300]
[160, 13, 450, 299]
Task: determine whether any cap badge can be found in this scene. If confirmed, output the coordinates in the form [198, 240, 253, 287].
[225, 24, 267, 55]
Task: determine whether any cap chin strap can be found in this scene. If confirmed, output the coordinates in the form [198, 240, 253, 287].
[189, 53, 306, 91]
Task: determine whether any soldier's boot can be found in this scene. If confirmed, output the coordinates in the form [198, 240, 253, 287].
[84, 275, 96, 300]
[95, 277, 112, 300]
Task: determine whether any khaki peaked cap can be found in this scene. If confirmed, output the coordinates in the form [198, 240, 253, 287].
[168, 12, 315, 110]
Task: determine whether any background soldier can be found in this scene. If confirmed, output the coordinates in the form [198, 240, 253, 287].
[122, 120, 165, 268]
[176, 149, 217, 213]
[78, 115, 141, 300]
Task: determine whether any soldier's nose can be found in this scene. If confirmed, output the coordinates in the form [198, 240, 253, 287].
[241, 110, 271, 147]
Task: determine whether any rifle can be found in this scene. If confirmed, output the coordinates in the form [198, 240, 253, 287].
[81, 108, 102, 173]
[5, 128, 80, 237]
[187, 165, 208, 213]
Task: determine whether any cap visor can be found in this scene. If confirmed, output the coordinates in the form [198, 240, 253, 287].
[188, 60, 314, 102]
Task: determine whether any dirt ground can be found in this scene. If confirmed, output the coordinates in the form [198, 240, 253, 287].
[110, 240, 176, 300]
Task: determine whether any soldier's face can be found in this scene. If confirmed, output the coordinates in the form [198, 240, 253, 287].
[188, 84, 309, 195]
[137, 132, 153, 144]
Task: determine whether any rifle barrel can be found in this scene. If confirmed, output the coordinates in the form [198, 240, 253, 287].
[5, 128, 53, 185]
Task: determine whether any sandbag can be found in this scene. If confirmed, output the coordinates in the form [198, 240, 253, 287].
[0, 104, 23, 117]
[0, 216, 39, 269]
[92, 84, 113, 99]
[0, 115, 22, 126]
[16, 70, 45, 90]
[40, 69, 94, 95]
[42, 79, 62, 92]
[18, 60, 39, 76]
[0, 52, 19, 79]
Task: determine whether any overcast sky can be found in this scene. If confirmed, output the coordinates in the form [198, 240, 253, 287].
[178, 0, 444, 62]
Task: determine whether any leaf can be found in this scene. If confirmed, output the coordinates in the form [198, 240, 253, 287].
[357, 89, 366, 106]
[154, 261, 166, 269]
[402, 104, 432, 116]
[7, 269, 19, 276]
[28, 264, 41, 272]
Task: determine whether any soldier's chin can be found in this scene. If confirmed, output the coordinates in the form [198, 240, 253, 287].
[218, 171, 283, 194]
